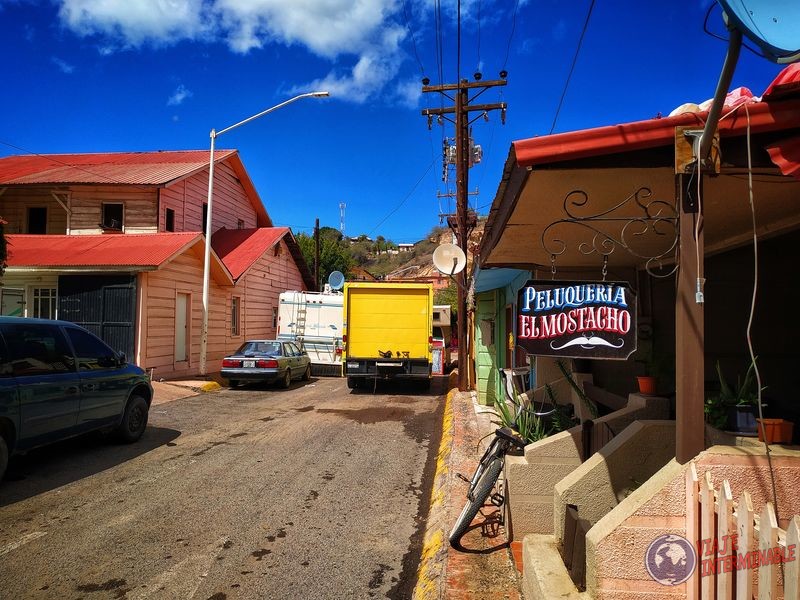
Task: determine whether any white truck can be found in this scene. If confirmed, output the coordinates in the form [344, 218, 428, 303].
[277, 289, 344, 376]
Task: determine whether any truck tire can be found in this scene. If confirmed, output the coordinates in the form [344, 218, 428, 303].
[347, 376, 360, 390]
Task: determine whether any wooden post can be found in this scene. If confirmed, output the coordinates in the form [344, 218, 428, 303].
[675, 172, 705, 463]
[700, 471, 715, 600]
[686, 463, 700, 600]
[786, 516, 800, 600]
[737, 491, 754, 600]
[717, 480, 735, 600]
[758, 503, 778, 600]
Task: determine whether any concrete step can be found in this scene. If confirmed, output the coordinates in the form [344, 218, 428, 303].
[522, 534, 588, 600]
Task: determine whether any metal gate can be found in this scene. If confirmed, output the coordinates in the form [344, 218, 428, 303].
[58, 274, 137, 358]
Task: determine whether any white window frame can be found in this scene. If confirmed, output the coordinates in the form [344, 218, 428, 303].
[32, 287, 58, 320]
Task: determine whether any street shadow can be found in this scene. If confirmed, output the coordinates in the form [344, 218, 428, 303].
[0, 425, 180, 506]
[348, 375, 450, 396]
[231, 377, 318, 392]
[451, 509, 510, 555]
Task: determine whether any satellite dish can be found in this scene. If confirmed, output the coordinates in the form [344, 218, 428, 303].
[697, 0, 800, 162]
[328, 270, 345, 290]
[432, 243, 467, 276]
[718, 0, 800, 64]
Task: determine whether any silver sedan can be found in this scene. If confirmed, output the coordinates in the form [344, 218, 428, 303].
[221, 340, 311, 388]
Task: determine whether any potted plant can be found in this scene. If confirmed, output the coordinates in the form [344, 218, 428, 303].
[704, 359, 762, 433]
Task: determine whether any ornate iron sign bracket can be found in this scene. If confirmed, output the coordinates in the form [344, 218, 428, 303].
[541, 186, 679, 278]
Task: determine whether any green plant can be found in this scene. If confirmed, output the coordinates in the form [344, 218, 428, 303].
[557, 359, 598, 419]
[545, 384, 579, 433]
[491, 389, 550, 445]
[704, 359, 761, 428]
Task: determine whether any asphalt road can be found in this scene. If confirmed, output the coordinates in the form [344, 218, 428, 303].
[0, 376, 446, 600]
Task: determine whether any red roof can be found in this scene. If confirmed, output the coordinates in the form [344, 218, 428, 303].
[514, 67, 800, 168]
[212, 227, 288, 280]
[5, 233, 203, 268]
[0, 150, 236, 185]
[513, 98, 800, 168]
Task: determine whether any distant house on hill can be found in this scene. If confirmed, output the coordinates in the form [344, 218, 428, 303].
[0, 150, 314, 379]
[397, 243, 414, 252]
[349, 266, 378, 281]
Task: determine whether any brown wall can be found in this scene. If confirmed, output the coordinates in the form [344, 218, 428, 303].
[159, 162, 259, 234]
[0, 188, 69, 234]
[1, 159, 259, 237]
[140, 237, 306, 380]
[236, 238, 307, 341]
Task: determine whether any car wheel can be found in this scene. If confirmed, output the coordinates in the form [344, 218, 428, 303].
[302, 365, 311, 381]
[229, 379, 239, 388]
[0, 436, 8, 482]
[115, 395, 149, 443]
[281, 369, 292, 389]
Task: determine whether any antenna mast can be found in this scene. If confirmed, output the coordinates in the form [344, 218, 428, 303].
[339, 202, 346, 235]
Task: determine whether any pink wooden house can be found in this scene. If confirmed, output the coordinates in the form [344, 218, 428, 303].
[0, 150, 314, 379]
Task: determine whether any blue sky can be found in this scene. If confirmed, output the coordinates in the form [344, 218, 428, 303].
[0, 0, 785, 243]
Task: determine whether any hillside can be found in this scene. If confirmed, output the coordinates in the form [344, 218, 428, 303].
[364, 219, 485, 280]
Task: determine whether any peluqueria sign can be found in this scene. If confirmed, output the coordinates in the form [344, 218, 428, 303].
[516, 280, 637, 360]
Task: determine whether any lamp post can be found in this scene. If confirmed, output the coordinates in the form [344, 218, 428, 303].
[199, 91, 330, 375]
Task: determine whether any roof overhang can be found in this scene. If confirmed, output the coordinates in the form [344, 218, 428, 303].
[479, 97, 800, 272]
[4, 233, 234, 286]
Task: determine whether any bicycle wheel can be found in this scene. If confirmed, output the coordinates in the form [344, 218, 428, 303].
[448, 455, 504, 549]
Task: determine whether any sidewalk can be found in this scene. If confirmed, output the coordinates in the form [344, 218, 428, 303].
[150, 378, 222, 406]
[415, 380, 523, 599]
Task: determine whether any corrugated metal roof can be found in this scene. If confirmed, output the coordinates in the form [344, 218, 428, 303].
[0, 150, 237, 186]
[5, 233, 202, 267]
[212, 227, 288, 280]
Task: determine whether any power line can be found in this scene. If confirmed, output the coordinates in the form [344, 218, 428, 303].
[549, 0, 595, 134]
[502, 0, 520, 72]
[401, 0, 426, 75]
[476, 0, 482, 73]
[368, 159, 435, 236]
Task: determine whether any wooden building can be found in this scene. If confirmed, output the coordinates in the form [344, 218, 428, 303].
[0, 150, 314, 379]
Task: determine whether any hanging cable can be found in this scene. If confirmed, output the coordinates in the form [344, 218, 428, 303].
[744, 104, 781, 528]
[549, 0, 595, 134]
[401, 0, 426, 76]
[476, 0, 482, 74]
[694, 155, 704, 304]
[368, 159, 435, 236]
[457, 0, 462, 82]
[501, 0, 520, 72]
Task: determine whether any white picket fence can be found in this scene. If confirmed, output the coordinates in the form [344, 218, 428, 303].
[686, 463, 800, 599]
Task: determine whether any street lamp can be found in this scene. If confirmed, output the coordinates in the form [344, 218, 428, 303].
[199, 91, 330, 375]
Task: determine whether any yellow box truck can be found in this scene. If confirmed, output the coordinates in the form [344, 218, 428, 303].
[342, 282, 433, 389]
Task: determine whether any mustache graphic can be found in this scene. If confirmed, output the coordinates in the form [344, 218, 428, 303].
[550, 335, 625, 351]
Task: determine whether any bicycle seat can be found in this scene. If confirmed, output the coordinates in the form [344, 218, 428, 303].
[496, 427, 527, 449]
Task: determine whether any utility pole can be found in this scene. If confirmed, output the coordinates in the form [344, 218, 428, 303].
[422, 77, 507, 391]
[314, 217, 320, 291]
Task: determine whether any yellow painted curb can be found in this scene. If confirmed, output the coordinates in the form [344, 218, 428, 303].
[413, 388, 455, 599]
[198, 381, 222, 392]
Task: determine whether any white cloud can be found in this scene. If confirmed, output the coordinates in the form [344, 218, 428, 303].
[394, 77, 422, 108]
[167, 83, 193, 106]
[293, 48, 400, 104]
[58, 0, 208, 47]
[55, 0, 478, 104]
[51, 56, 76, 73]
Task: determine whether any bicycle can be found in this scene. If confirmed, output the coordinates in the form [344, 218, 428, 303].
[448, 368, 555, 550]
